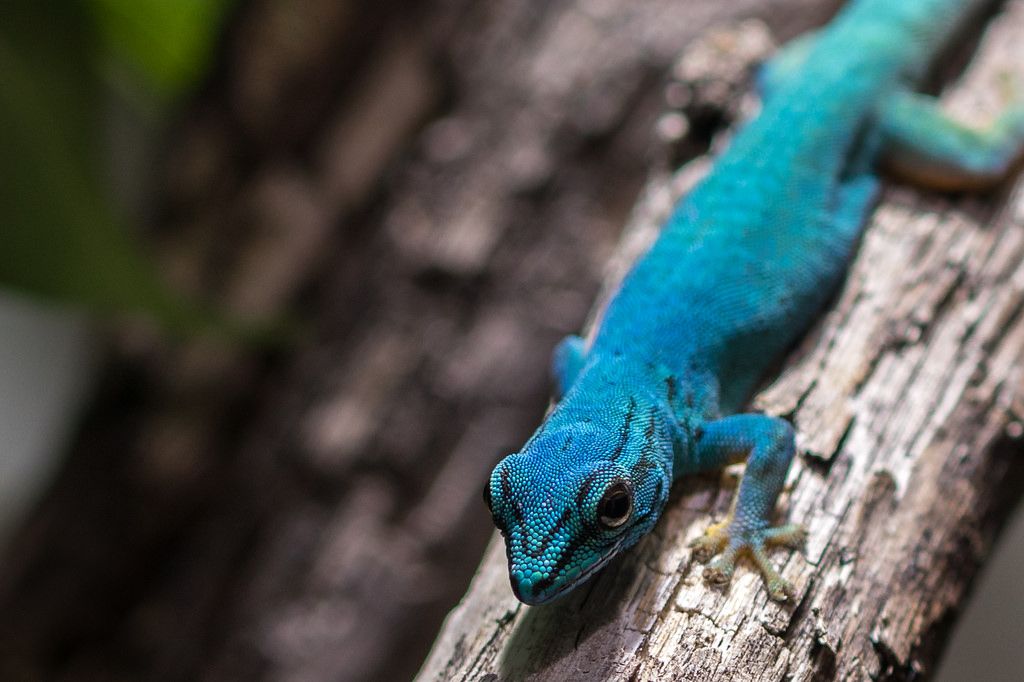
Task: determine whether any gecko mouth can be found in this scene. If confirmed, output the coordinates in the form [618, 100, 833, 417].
[511, 538, 625, 605]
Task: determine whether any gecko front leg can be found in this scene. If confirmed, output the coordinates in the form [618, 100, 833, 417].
[689, 414, 807, 601]
[551, 334, 587, 399]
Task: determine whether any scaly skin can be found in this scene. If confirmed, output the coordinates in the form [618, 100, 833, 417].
[486, 0, 1024, 605]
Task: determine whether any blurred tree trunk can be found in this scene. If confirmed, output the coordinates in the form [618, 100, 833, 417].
[8, 0, 981, 680]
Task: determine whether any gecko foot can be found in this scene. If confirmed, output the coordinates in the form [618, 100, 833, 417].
[689, 519, 807, 601]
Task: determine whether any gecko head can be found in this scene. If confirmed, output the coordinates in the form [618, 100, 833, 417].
[484, 415, 672, 605]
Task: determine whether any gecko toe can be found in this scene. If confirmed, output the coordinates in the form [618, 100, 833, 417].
[689, 520, 729, 563]
[703, 549, 738, 585]
[764, 523, 808, 549]
[691, 517, 804, 599]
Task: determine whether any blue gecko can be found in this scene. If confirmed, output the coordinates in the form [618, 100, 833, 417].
[485, 0, 1024, 605]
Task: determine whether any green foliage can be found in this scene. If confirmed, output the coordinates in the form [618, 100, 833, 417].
[88, 0, 235, 98]
[0, 0, 246, 335]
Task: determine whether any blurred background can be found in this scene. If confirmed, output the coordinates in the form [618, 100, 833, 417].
[0, 1, 1019, 680]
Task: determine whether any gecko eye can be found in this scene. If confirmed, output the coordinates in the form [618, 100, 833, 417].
[597, 481, 633, 529]
[483, 481, 493, 511]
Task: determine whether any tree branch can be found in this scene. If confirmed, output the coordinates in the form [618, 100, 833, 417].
[418, 4, 1024, 680]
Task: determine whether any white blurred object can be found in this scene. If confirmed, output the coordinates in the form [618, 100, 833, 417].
[0, 293, 97, 544]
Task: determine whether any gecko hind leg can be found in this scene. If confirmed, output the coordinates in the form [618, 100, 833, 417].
[878, 89, 1024, 190]
[688, 414, 806, 601]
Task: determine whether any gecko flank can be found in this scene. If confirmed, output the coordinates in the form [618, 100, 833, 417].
[485, 0, 1024, 605]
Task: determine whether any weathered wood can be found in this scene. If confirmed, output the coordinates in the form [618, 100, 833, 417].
[0, 1, 842, 681]
[417, 4, 1024, 681]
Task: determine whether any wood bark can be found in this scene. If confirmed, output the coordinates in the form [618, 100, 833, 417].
[0, 1, 846, 682]
[418, 3, 1024, 681]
